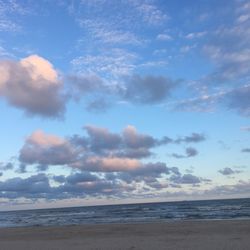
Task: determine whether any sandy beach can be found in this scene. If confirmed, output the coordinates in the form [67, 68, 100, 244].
[0, 220, 250, 250]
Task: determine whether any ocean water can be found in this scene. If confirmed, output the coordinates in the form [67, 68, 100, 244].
[0, 198, 250, 228]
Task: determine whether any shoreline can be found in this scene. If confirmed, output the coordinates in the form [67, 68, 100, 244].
[1, 220, 250, 250]
[1, 217, 250, 229]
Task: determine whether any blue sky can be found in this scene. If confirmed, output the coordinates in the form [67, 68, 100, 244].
[0, 0, 250, 210]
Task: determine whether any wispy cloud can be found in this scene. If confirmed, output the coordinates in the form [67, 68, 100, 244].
[0, 0, 29, 32]
[71, 48, 137, 78]
[78, 19, 142, 45]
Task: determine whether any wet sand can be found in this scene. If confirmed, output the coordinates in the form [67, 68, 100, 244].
[0, 220, 250, 250]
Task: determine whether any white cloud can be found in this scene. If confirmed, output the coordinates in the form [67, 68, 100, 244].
[71, 49, 137, 78]
[0, 0, 29, 32]
[156, 33, 172, 41]
[79, 19, 142, 45]
[185, 31, 206, 39]
[132, 1, 168, 25]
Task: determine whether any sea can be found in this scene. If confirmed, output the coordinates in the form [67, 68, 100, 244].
[0, 198, 250, 228]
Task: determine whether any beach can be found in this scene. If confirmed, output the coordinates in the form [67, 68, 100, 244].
[0, 220, 250, 250]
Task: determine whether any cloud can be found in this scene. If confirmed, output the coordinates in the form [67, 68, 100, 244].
[67, 72, 178, 112]
[84, 125, 122, 152]
[218, 167, 241, 176]
[0, 174, 51, 199]
[36, 164, 49, 172]
[170, 173, 202, 185]
[0, 155, 210, 202]
[185, 31, 207, 40]
[242, 148, 250, 153]
[131, 1, 168, 25]
[173, 87, 227, 113]
[0, 55, 66, 118]
[71, 124, 158, 158]
[71, 156, 141, 172]
[71, 49, 137, 78]
[171, 147, 198, 159]
[0, 0, 29, 32]
[16, 163, 27, 173]
[175, 133, 206, 143]
[0, 173, 129, 199]
[178, 2, 250, 117]
[175, 83, 250, 117]
[67, 74, 106, 99]
[19, 130, 77, 165]
[204, 180, 250, 198]
[240, 126, 250, 131]
[78, 19, 142, 45]
[201, 1, 250, 84]
[121, 75, 177, 104]
[0, 45, 14, 58]
[227, 85, 250, 117]
[0, 19, 20, 32]
[203, 33, 250, 83]
[123, 125, 156, 148]
[156, 33, 172, 41]
[17, 125, 206, 170]
[86, 98, 111, 113]
[64, 172, 99, 184]
[0, 162, 14, 170]
[117, 162, 173, 185]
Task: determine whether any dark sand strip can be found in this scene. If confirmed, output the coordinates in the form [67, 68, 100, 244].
[0, 220, 250, 250]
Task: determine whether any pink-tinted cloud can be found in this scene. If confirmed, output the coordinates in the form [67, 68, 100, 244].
[73, 156, 141, 172]
[0, 55, 66, 117]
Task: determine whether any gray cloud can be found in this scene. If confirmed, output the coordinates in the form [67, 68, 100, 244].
[121, 75, 177, 104]
[68, 73, 178, 111]
[117, 162, 175, 188]
[0, 173, 134, 200]
[170, 173, 202, 184]
[36, 164, 49, 172]
[0, 166, 209, 201]
[242, 148, 250, 153]
[65, 172, 98, 184]
[171, 147, 198, 159]
[175, 133, 206, 144]
[186, 147, 199, 157]
[67, 74, 107, 99]
[0, 162, 14, 170]
[116, 147, 152, 159]
[227, 85, 250, 117]
[218, 167, 241, 176]
[70, 125, 154, 159]
[119, 162, 171, 179]
[0, 174, 51, 199]
[84, 125, 122, 152]
[20, 143, 76, 165]
[16, 163, 27, 173]
[86, 98, 111, 113]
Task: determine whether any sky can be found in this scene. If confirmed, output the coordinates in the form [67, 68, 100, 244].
[0, 0, 250, 211]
